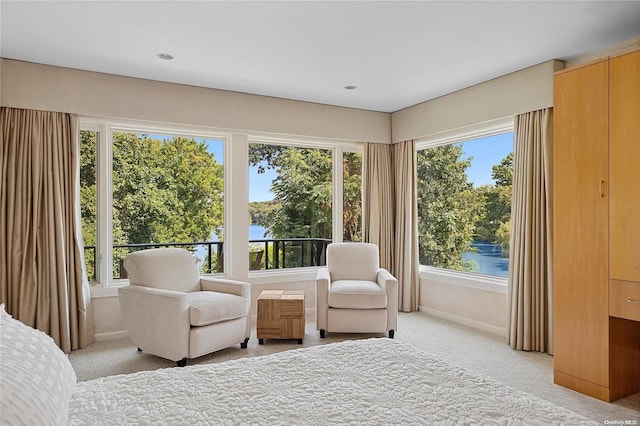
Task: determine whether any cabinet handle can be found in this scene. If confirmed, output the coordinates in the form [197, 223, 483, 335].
[626, 298, 640, 304]
[599, 180, 605, 198]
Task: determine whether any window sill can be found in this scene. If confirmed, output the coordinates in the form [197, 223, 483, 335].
[419, 266, 507, 294]
[249, 267, 320, 285]
[90, 285, 121, 298]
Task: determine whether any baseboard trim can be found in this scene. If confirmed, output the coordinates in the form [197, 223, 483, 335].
[419, 306, 506, 337]
[94, 330, 128, 342]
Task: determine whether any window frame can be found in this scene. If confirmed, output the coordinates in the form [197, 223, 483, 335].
[247, 135, 363, 274]
[415, 117, 514, 293]
[80, 117, 364, 296]
[80, 118, 231, 293]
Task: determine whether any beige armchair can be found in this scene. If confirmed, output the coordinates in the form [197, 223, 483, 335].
[315, 242, 398, 339]
[118, 248, 251, 367]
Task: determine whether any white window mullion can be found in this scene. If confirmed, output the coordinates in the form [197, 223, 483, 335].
[333, 147, 344, 243]
[226, 134, 249, 281]
[97, 125, 113, 286]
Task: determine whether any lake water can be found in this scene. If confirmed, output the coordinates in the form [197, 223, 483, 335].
[462, 241, 509, 278]
[250, 224, 271, 240]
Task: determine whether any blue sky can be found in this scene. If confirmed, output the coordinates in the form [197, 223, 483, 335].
[194, 137, 276, 202]
[458, 132, 514, 187]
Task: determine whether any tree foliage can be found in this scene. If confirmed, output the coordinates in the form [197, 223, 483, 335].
[111, 133, 224, 245]
[249, 200, 281, 230]
[474, 152, 512, 246]
[416, 144, 485, 271]
[248, 145, 362, 242]
[80, 132, 224, 278]
[417, 145, 513, 271]
[342, 152, 362, 242]
[80, 131, 98, 280]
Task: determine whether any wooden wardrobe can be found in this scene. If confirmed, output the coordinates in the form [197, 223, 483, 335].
[553, 49, 640, 402]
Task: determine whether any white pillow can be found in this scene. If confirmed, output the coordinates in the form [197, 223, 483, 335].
[0, 304, 77, 425]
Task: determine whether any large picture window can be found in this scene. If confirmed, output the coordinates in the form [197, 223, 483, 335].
[80, 127, 225, 285]
[417, 131, 513, 278]
[248, 142, 362, 270]
[81, 120, 363, 286]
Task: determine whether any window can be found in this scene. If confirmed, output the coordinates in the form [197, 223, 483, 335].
[248, 142, 333, 270]
[81, 119, 362, 286]
[416, 130, 513, 278]
[343, 152, 362, 242]
[80, 126, 225, 285]
[80, 129, 98, 283]
[247, 141, 362, 270]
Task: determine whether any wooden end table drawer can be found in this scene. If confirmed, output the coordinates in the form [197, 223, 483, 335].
[610, 279, 640, 322]
[257, 290, 305, 344]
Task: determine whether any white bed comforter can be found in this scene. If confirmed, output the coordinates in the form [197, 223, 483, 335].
[69, 339, 596, 425]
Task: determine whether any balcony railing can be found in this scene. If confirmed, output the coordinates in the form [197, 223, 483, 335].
[83, 238, 331, 282]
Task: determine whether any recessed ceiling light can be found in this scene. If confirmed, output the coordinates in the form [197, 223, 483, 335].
[157, 53, 174, 60]
[344, 85, 357, 90]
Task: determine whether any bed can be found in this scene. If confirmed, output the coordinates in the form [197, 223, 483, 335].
[0, 305, 597, 425]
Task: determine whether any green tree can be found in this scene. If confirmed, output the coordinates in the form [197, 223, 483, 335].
[492, 152, 513, 186]
[417, 144, 484, 271]
[474, 152, 513, 246]
[269, 147, 333, 239]
[495, 220, 511, 256]
[249, 145, 362, 242]
[80, 131, 97, 281]
[111, 133, 224, 245]
[249, 200, 281, 229]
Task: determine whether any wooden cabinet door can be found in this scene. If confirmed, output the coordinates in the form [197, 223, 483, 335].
[609, 50, 640, 283]
[553, 59, 610, 392]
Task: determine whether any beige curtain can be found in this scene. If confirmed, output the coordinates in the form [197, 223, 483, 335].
[392, 141, 419, 312]
[507, 108, 553, 354]
[0, 107, 92, 352]
[363, 142, 420, 312]
[363, 143, 394, 271]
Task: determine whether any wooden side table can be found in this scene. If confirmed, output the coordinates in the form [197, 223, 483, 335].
[257, 290, 305, 344]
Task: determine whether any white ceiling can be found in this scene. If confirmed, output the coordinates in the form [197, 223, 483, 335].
[2, 1, 640, 113]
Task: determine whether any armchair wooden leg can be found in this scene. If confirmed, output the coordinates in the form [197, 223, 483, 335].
[389, 330, 395, 339]
[240, 338, 249, 349]
[177, 358, 187, 367]
[320, 329, 326, 338]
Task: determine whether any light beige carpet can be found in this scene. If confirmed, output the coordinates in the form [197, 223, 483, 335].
[69, 311, 639, 423]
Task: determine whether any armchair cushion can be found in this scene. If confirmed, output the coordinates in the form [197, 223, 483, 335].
[328, 279, 388, 309]
[327, 243, 379, 282]
[188, 292, 250, 327]
[125, 248, 200, 293]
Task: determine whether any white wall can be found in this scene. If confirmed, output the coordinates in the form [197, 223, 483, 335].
[419, 271, 507, 337]
[563, 36, 640, 69]
[391, 60, 564, 143]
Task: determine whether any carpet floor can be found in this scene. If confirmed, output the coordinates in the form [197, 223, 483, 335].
[69, 311, 639, 423]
